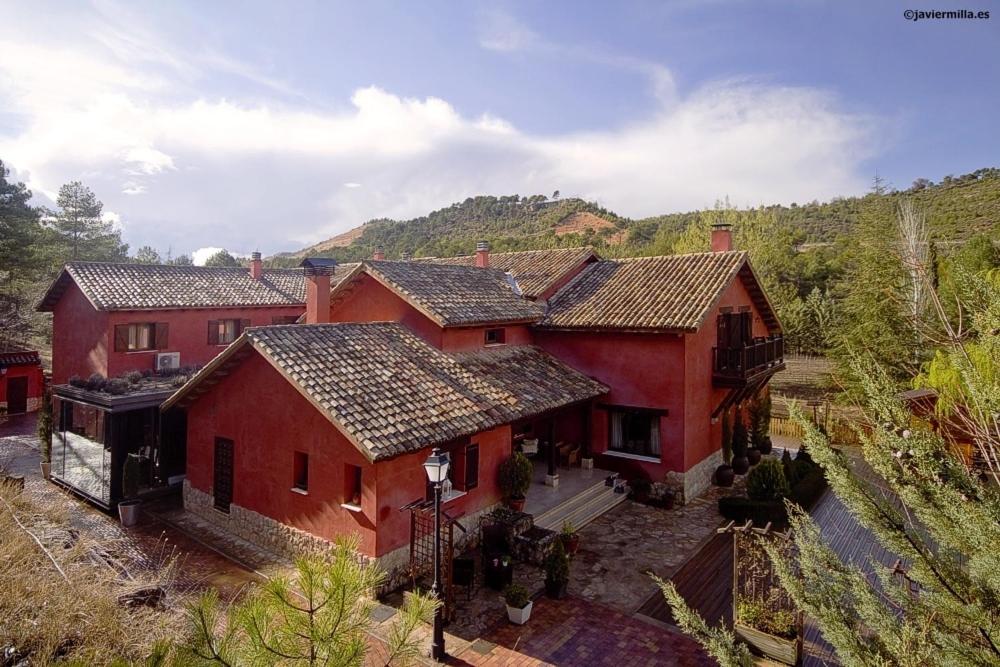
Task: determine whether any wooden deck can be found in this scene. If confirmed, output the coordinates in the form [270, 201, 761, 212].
[637, 453, 901, 666]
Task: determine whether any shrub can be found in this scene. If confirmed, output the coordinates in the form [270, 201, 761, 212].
[36, 388, 52, 463]
[560, 520, 576, 537]
[123, 453, 142, 499]
[721, 410, 733, 464]
[85, 373, 107, 391]
[504, 584, 530, 608]
[732, 415, 749, 457]
[498, 452, 532, 500]
[719, 462, 828, 525]
[746, 459, 790, 501]
[629, 476, 652, 499]
[544, 539, 570, 584]
[737, 597, 797, 639]
[123, 370, 143, 385]
[105, 379, 128, 395]
[68, 375, 84, 388]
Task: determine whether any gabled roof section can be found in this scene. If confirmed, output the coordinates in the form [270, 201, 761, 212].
[164, 323, 606, 461]
[539, 251, 781, 332]
[420, 247, 598, 298]
[332, 261, 544, 327]
[37, 262, 308, 312]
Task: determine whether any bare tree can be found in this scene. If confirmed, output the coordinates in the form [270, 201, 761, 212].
[896, 198, 930, 325]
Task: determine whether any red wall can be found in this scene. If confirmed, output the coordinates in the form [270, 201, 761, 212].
[52, 282, 109, 383]
[105, 305, 303, 378]
[534, 330, 687, 479]
[185, 353, 379, 555]
[185, 352, 510, 558]
[48, 278, 303, 384]
[1, 363, 45, 409]
[328, 275, 443, 348]
[682, 275, 774, 468]
[371, 425, 509, 556]
[440, 325, 532, 353]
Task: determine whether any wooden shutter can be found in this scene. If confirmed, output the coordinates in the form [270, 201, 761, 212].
[239, 319, 251, 335]
[208, 320, 219, 345]
[114, 324, 129, 352]
[465, 444, 479, 490]
[154, 322, 169, 349]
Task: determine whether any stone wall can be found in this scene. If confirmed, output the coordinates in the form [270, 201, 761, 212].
[663, 449, 723, 505]
[183, 481, 500, 592]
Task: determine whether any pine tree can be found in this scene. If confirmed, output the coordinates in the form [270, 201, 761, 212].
[48, 181, 128, 263]
[134, 246, 162, 264]
[203, 249, 240, 267]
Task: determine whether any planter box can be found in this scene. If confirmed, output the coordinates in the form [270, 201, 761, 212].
[735, 622, 800, 666]
[506, 600, 533, 625]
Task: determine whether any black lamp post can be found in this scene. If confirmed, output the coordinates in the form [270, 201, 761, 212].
[423, 447, 450, 662]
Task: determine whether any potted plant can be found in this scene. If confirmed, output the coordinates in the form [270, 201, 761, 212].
[118, 453, 142, 527]
[544, 539, 570, 599]
[731, 412, 750, 475]
[628, 476, 652, 503]
[504, 584, 533, 625]
[715, 410, 735, 487]
[560, 520, 580, 555]
[734, 596, 802, 665]
[485, 553, 513, 591]
[37, 388, 53, 480]
[498, 451, 532, 512]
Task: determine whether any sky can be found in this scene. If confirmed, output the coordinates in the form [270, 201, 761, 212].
[1, 1, 997, 261]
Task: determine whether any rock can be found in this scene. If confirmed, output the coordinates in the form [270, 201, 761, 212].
[118, 586, 166, 608]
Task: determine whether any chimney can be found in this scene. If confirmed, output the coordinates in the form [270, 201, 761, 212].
[299, 258, 337, 324]
[475, 240, 490, 268]
[249, 251, 263, 279]
[711, 223, 733, 253]
[373, 245, 385, 261]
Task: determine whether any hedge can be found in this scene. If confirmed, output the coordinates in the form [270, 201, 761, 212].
[719, 465, 828, 527]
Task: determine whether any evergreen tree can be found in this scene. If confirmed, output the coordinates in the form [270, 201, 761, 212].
[203, 249, 240, 267]
[48, 181, 128, 263]
[0, 159, 43, 284]
[133, 246, 162, 264]
[168, 254, 194, 266]
[178, 538, 436, 666]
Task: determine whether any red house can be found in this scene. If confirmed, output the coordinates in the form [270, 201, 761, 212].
[167, 226, 784, 586]
[0, 346, 45, 418]
[35, 253, 357, 507]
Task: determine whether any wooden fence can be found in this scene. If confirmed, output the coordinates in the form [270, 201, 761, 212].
[769, 411, 863, 447]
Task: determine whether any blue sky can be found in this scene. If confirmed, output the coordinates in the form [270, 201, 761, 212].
[1, 1, 997, 260]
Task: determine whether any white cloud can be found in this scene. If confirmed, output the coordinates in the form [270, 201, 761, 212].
[0, 9, 881, 256]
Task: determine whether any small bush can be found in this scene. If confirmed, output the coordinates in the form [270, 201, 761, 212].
[732, 417, 749, 457]
[123, 370, 143, 385]
[629, 476, 652, 499]
[746, 459, 790, 501]
[68, 375, 85, 388]
[544, 539, 570, 584]
[498, 452, 532, 500]
[504, 584, 530, 608]
[105, 379, 128, 395]
[84, 373, 107, 391]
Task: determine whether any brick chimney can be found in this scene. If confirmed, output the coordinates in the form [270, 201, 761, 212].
[711, 223, 733, 253]
[300, 259, 336, 324]
[475, 240, 490, 268]
[373, 245, 385, 261]
[249, 251, 263, 279]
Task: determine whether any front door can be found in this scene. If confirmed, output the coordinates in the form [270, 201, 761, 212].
[5, 376, 27, 415]
[213, 437, 234, 512]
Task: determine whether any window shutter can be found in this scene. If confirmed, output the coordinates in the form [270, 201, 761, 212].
[114, 325, 129, 352]
[465, 444, 479, 490]
[154, 322, 169, 349]
[239, 319, 251, 335]
[208, 321, 219, 345]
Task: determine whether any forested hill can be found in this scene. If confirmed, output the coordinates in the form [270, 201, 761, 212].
[275, 168, 1000, 264]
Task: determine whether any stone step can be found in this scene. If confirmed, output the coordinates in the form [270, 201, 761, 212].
[534, 476, 627, 532]
[532, 475, 615, 529]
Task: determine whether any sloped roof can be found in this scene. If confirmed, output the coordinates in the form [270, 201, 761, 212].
[421, 247, 597, 298]
[37, 262, 308, 312]
[333, 261, 544, 327]
[0, 345, 41, 367]
[164, 323, 606, 461]
[540, 251, 780, 332]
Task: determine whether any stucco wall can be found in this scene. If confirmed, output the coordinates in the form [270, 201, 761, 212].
[328, 274, 443, 347]
[0, 363, 45, 413]
[105, 305, 303, 379]
[51, 281, 109, 384]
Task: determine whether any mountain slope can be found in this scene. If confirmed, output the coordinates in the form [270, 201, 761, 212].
[278, 168, 1000, 263]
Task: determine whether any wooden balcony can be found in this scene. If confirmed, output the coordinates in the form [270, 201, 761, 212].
[712, 335, 785, 388]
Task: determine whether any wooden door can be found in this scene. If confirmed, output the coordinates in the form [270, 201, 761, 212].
[213, 437, 234, 512]
[6, 376, 27, 415]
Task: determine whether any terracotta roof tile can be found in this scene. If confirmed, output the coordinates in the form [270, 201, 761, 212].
[421, 247, 596, 298]
[358, 261, 544, 326]
[540, 251, 750, 331]
[38, 262, 357, 312]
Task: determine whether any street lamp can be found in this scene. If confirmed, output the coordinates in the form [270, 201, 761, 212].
[423, 447, 450, 662]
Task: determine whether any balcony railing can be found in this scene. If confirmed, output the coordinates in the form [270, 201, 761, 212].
[713, 335, 785, 385]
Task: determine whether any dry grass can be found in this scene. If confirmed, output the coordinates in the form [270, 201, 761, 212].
[0, 479, 184, 665]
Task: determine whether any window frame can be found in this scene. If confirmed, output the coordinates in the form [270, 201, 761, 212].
[484, 328, 506, 346]
[606, 406, 662, 461]
[114, 322, 168, 353]
[208, 318, 250, 346]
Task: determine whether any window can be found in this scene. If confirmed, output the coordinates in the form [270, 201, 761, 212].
[343, 464, 362, 509]
[717, 308, 752, 349]
[113, 323, 168, 352]
[208, 319, 249, 345]
[272, 315, 300, 325]
[484, 328, 506, 345]
[293, 452, 309, 492]
[609, 408, 661, 459]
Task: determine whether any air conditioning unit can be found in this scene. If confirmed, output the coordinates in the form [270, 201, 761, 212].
[155, 352, 180, 372]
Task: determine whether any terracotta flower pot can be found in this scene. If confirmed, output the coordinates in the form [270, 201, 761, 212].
[715, 464, 735, 487]
[507, 496, 526, 512]
[562, 533, 580, 555]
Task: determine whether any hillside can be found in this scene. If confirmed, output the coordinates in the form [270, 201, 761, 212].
[278, 168, 1000, 263]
